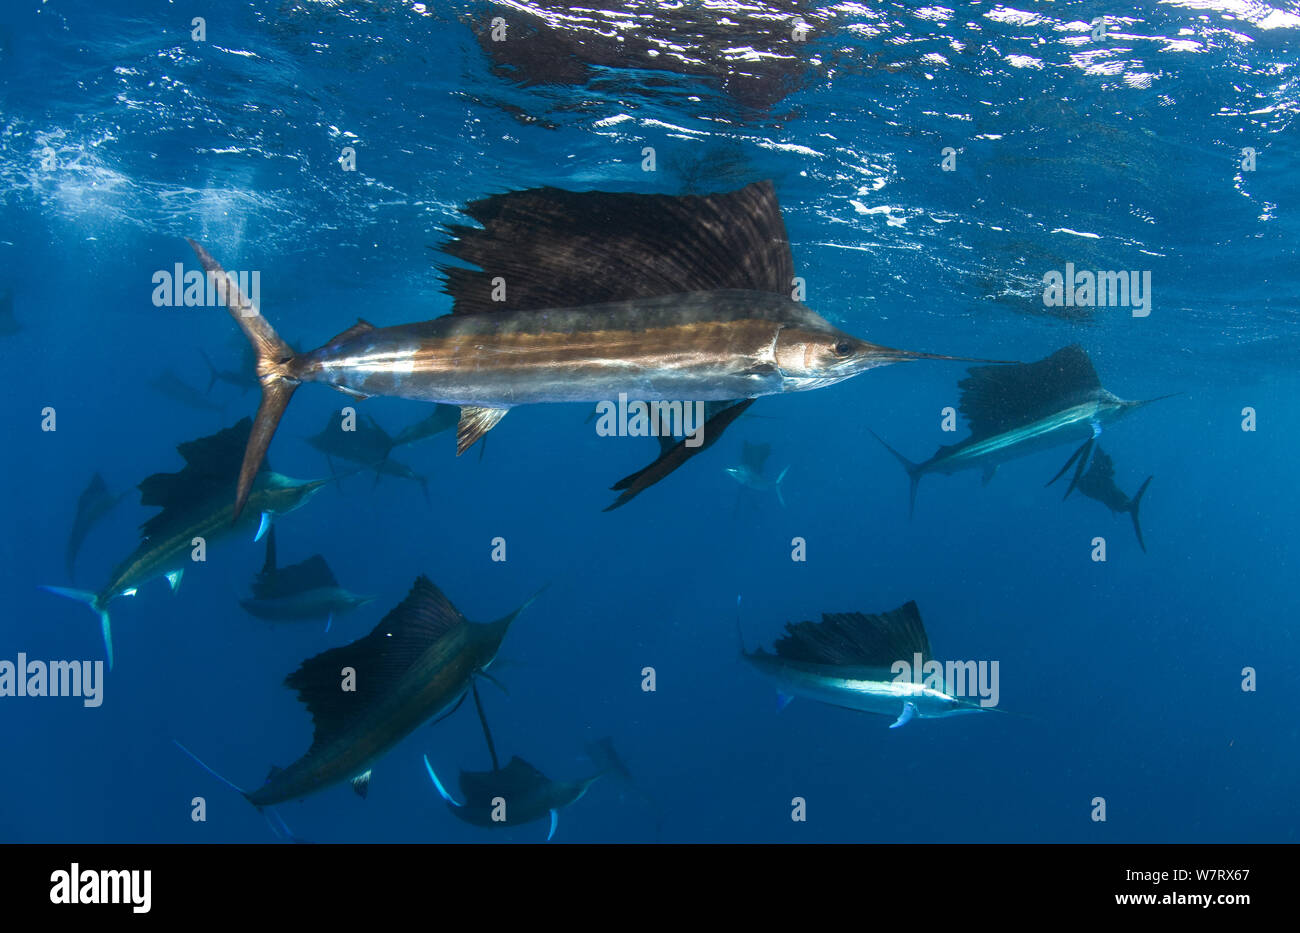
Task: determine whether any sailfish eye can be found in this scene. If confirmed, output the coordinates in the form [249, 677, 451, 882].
[834, 340, 852, 357]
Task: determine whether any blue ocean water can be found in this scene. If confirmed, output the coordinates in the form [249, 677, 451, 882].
[1, 0, 1296, 843]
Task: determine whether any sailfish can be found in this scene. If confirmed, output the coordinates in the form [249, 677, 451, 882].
[188, 181, 1005, 517]
[64, 473, 128, 583]
[179, 577, 539, 811]
[1049, 444, 1153, 552]
[740, 600, 997, 727]
[41, 419, 327, 668]
[239, 527, 374, 628]
[871, 345, 1173, 516]
[423, 673, 643, 842]
[424, 754, 609, 842]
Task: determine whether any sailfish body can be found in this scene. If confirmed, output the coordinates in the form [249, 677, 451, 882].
[1059, 445, 1153, 552]
[189, 181, 998, 515]
[872, 345, 1170, 515]
[742, 601, 992, 725]
[240, 528, 374, 623]
[246, 577, 534, 807]
[429, 756, 602, 836]
[41, 419, 326, 667]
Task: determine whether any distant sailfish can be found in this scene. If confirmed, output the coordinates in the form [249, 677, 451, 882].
[41, 419, 327, 667]
[724, 441, 789, 506]
[65, 473, 128, 582]
[240, 527, 374, 629]
[188, 181, 1004, 517]
[149, 369, 224, 413]
[425, 754, 608, 842]
[305, 411, 429, 504]
[739, 600, 996, 727]
[1048, 444, 1153, 552]
[0, 288, 20, 336]
[179, 577, 538, 811]
[871, 345, 1173, 516]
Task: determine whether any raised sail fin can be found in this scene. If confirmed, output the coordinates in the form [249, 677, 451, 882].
[439, 181, 795, 315]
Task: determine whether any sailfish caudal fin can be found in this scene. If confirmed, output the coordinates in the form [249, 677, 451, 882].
[1130, 476, 1153, 553]
[868, 430, 922, 518]
[40, 586, 113, 670]
[187, 240, 299, 520]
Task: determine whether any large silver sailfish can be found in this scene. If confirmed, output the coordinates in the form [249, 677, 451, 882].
[188, 181, 1000, 515]
[871, 344, 1174, 516]
[740, 600, 996, 727]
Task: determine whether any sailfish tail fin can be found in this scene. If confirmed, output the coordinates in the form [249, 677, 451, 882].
[1130, 476, 1153, 553]
[187, 239, 299, 520]
[868, 429, 922, 518]
[40, 586, 113, 670]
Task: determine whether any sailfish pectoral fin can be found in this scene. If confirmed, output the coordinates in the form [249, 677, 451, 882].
[423, 755, 463, 807]
[1063, 437, 1096, 499]
[1046, 438, 1092, 494]
[604, 399, 756, 511]
[889, 702, 917, 729]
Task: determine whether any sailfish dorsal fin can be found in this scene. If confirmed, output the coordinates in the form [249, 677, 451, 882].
[742, 441, 771, 473]
[773, 601, 932, 668]
[137, 418, 264, 537]
[958, 345, 1102, 439]
[283, 576, 468, 755]
[458, 756, 551, 804]
[438, 181, 795, 315]
[1084, 445, 1116, 482]
[253, 554, 339, 599]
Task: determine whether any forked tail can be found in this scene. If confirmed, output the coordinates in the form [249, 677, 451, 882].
[172, 740, 303, 842]
[1130, 476, 1153, 554]
[40, 586, 113, 670]
[187, 239, 299, 519]
[868, 429, 922, 518]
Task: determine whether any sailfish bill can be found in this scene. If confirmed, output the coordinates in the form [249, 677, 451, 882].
[189, 181, 1007, 517]
[871, 345, 1173, 516]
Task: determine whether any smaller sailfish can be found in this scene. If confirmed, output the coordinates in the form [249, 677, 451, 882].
[1049, 443, 1153, 552]
[740, 600, 995, 727]
[41, 419, 327, 668]
[871, 345, 1172, 516]
[423, 676, 632, 841]
[424, 755, 607, 842]
[723, 441, 790, 506]
[180, 577, 538, 812]
[240, 528, 374, 628]
[391, 405, 459, 447]
[65, 473, 128, 582]
[305, 411, 429, 503]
